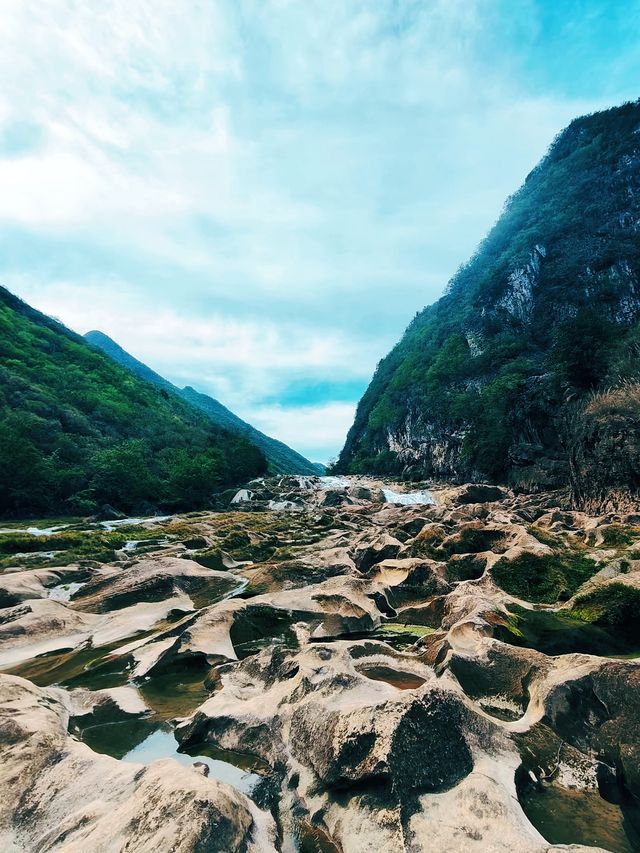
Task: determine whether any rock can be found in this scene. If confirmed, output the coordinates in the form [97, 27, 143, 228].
[182, 536, 212, 550]
[2, 476, 638, 852]
[289, 688, 473, 794]
[348, 484, 385, 503]
[351, 533, 403, 572]
[193, 549, 243, 571]
[71, 556, 238, 613]
[372, 558, 449, 607]
[94, 503, 126, 521]
[453, 485, 508, 505]
[320, 489, 353, 508]
[231, 489, 254, 504]
[0, 599, 99, 669]
[0, 675, 276, 852]
[0, 565, 91, 608]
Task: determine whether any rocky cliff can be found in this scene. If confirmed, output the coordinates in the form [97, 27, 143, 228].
[338, 100, 640, 507]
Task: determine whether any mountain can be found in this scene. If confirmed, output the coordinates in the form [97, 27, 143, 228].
[0, 286, 266, 517]
[84, 330, 322, 476]
[337, 100, 640, 509]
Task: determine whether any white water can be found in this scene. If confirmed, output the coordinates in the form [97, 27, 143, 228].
[382, 488, 435, 506]
[0, 524, 70, 536]
[319, 476, 349, 489]
[48, 581, 86, 602]
[100, 515, 172, 531]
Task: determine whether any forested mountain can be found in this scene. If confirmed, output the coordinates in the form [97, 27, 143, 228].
[0, 287, 266, 517]
[337, 100, 640, 508]
[84, 330, 322, 476]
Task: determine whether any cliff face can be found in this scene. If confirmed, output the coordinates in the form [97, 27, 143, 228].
[338, 101, 640, 505]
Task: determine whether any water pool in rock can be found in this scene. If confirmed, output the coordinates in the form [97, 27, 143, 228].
[80, 721, 266, 797]
[520, 783, 639, 852]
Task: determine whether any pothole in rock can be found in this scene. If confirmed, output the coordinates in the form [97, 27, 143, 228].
[5, 640, 135, 689]
[355, 663, 426, 690]
[448, 652, 529, 722]
[2, 612, 189, 689]
[292, 820, 341, 853]
[74, 716, 270, 800]
[516, 772, 639, 853]
[47, 581, 87, 601]
[230, 606, 301, 660]
[476, 698, 523, 722]
[137, 661, 213, 720]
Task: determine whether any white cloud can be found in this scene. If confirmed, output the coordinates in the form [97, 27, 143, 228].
[240, 402, 358, 462]
[7, 275, 379, 407]
[0, 1, 634, 457]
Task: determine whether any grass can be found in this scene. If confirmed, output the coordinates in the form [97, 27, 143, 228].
[491, 551, 600, 603]
[571, 583, 640, 643]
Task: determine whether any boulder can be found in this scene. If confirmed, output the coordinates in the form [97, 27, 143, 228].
[453, 485, 508, 505]
[71, 557, 238, 613]
[351, 534, 403, 572]
[94, 503, 126, 521]
[0, 675, 276, 852]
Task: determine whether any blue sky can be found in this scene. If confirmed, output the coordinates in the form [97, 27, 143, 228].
[0, 1, 638, 462]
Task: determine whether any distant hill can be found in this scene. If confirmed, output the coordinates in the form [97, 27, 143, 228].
[337, 100, 640, 508]
[84, 330, 323, 476]
[0, 286, 267, 517]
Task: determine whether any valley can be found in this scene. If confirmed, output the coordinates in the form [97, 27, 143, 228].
[1, 476, 639, 851]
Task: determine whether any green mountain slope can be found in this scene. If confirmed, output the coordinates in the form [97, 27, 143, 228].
[337, 100, 640, 507]
[0, 287, 266, 517]
[84, 330, 322, 476]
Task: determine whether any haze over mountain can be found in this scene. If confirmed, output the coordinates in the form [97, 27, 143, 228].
[338, 100, 640, 509]
[84, 330, 322, 476]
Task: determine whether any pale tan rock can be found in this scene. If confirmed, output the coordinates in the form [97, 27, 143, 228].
[0, 675, 276, 852]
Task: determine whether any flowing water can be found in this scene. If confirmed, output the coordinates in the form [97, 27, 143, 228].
[382, 488, 435, 505]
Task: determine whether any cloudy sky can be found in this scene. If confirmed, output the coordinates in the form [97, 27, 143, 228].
[1, 1, 638, 462]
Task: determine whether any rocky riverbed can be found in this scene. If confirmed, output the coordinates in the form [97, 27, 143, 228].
[1, 476, 639, 852]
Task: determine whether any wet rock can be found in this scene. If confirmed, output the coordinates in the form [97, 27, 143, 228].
[94, 503, 126, 521]
[320, 489, 353, 508]
[231, 489, 254, 504]
[372, 558, 449, 607]
[0, 599, 98, 669]
[181, 536, 212, 550]
[193, 549, 243, 571]
[348, 484, 385, 503]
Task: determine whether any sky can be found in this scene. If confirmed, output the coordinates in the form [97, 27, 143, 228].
[0, 1, 639, 462]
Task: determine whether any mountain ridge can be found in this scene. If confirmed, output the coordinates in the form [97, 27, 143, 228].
[337, 99, 640, 509]
[84, 330, 323, 476]
[0, 286, 266, 517]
